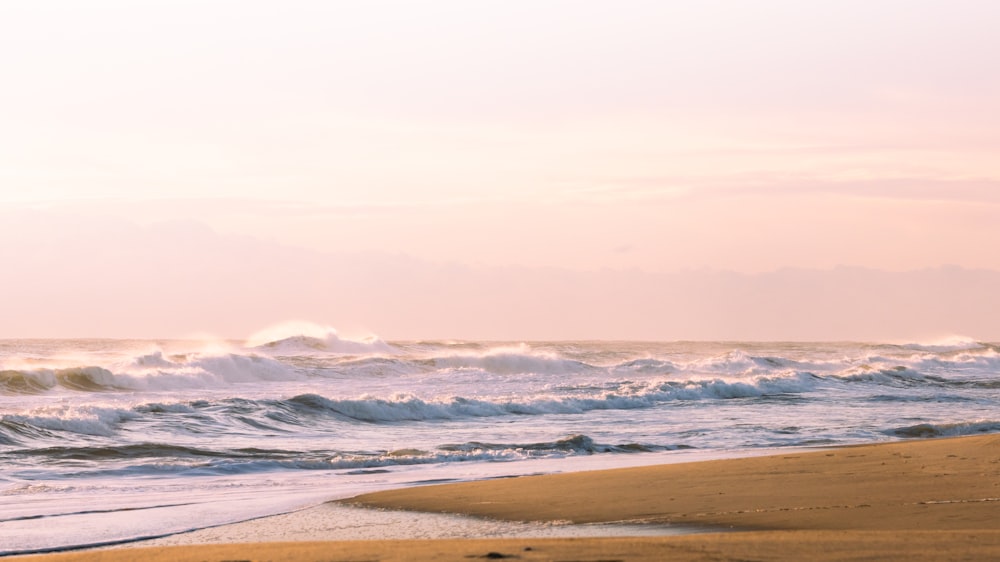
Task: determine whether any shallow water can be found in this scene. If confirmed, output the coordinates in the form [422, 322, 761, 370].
[128, 502, 708, 547]
[2, 335, 998, 554]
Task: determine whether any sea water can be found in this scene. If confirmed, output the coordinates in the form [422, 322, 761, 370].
[2, 334, 998, 554]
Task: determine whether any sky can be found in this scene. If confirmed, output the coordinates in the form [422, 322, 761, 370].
[1, 1, 999, 340]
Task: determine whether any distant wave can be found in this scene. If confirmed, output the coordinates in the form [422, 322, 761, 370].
[245, 322, 395, 354]
[898, 335, 986, 353]
[835, 364, 1000, 389]
[4, 340, 999, 398]
[429, 345, 595, 375]
[835, 366, 942, 386]
[0, 346, 805, 395]
[254, 334, 395, 355]
[682, 350, 799, 375]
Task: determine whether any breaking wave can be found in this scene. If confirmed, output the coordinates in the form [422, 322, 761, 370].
[0, 353, 302, 395]
[4, 338, 999, 401]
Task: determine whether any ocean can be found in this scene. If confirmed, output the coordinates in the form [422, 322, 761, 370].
[2, 333, 998, 554]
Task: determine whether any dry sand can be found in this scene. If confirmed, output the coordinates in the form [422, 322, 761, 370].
[12, 434, 1000, 561]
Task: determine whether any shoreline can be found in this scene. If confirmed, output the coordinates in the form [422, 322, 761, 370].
[10, 434, 1000, 561]
[343, 432, 1000, 531]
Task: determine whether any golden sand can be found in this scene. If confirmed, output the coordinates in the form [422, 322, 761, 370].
[13, 434, 1000, 561]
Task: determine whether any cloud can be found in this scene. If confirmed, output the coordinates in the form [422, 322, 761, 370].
[2, 210, 998, 341]
[565, 177, 1000, 206]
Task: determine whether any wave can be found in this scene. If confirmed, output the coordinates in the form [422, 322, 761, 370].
[835, 366, 940, 386]
[416, 346, 809, 379]
[438, 434, 690, 454]
[681, 350, 798, 375]
[276, 374, 816, 424]
[0, 371, 820, 447]
[6, 338, 999, 398]
[834, 363, 1000, 390]
[304, 435, 690, 473]
[898, 335, 986, 353]
[428, 344, 595, 375]
[611, 358, 676, 374]
[1, 407, 138, 440]
[1, 369, 58, 394]
[888, 420, 1000, 438]
[322, 356, 421, 377]
[219, 434, 688, 473]
[0, 352, 303, 395]
[905, 348, 1000, 374]
[246, 322, 395, 354]
[255, 334, 395, 355]
[5, 443, 301, 461]
[1, 433, 685, 478]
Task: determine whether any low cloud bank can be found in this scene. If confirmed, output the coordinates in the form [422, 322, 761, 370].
[2, 212, 996, 341]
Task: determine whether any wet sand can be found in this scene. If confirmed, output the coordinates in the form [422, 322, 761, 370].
[12, 434, 1000, 561]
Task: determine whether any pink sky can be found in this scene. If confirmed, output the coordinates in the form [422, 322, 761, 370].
[1, 1, 998, 340]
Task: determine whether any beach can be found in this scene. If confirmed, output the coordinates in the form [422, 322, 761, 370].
[10, 433, 1000, 561]
[5, 0, 999, 558]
